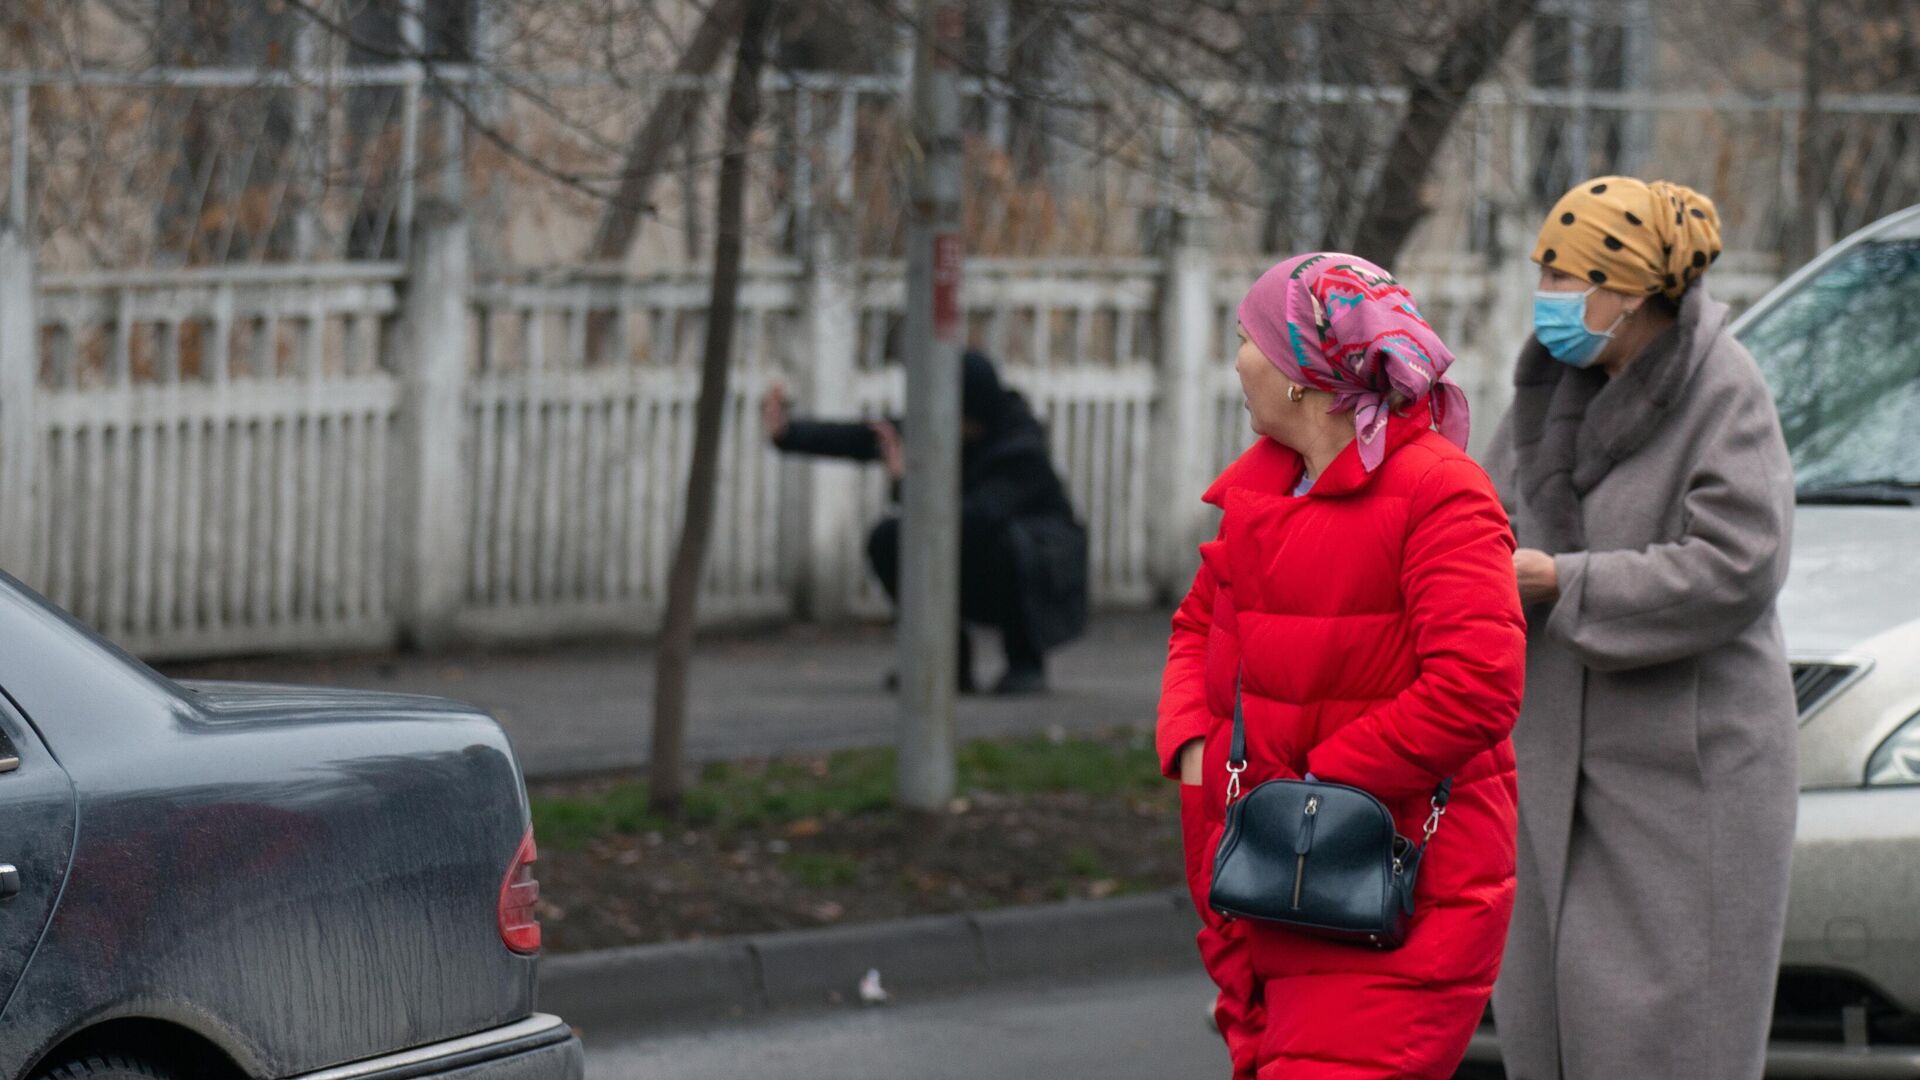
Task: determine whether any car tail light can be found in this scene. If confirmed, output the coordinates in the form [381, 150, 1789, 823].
[498, 827, 542, 954]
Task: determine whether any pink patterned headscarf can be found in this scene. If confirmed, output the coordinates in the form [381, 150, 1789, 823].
[1237, 252, 1470, 472]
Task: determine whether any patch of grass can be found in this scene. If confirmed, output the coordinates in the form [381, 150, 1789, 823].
[1064, 845, 1107, 878]
[531, 731, 1164, 850]
[781, 851, 863, 887]
[957, 734, 1163, 796]
[682, 748, 897, 829]
[532, 781, 671, 850]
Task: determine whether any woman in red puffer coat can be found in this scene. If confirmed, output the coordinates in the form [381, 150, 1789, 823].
[1160, 253, 1527, 1079]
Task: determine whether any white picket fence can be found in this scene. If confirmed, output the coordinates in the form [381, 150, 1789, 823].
[459, 265, 801, 639]
[0, 213, 1783, 659]
[22, 261, 404, 656]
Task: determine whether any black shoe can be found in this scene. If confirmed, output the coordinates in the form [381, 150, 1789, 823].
[992, 665, 1047, 696]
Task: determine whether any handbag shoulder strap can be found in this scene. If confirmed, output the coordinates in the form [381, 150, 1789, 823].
[1229, 673, 1453, 814]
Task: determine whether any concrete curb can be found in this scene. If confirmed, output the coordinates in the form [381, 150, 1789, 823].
[536, 889, 1202, 1034]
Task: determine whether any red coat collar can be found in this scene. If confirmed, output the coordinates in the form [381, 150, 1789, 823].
[1202, 406, 1436, 507]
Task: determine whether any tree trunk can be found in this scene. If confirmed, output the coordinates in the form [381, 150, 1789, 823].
[648, 0, 773, 814]
[1348, 0, 1537, 265]
[587, 0, 747, 263]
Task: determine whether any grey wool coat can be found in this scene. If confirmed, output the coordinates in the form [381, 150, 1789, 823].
[1482, 285, 1799, 1080]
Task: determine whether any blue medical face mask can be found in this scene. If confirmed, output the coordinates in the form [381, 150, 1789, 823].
[1533, 287, 1623, 368]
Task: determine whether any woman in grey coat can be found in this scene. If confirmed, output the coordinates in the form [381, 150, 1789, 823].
[1483, 176, 1798, 1079]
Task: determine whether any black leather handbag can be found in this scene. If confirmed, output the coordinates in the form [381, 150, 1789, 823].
[1209, 679, 1451, 950]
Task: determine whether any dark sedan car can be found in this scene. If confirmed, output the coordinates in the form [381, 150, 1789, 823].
[0, 572, 584, 1080]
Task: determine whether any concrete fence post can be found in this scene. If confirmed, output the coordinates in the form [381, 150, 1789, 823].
[1149, 210, 1217, 600]
[790, 221, 862, 621]
[395, 200, 471, 649]
[0, 222, 37, 580]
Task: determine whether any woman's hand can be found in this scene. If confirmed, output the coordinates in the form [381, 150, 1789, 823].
[871, 420, 905, 481]
[1178, 738, 1205, 785]
[1515, 548, 1561, 606]
[761, 383, 791, 441]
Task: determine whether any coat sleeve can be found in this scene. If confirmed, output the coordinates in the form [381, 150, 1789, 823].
[773, 418, 882, 461]
[1305, 459, 1528, 799]
[1157, 529, 1222, 780]
[1479, 408, 1520, 516]
[1544, 376, 1793, 674]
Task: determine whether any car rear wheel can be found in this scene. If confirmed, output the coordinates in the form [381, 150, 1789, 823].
[29, 1055, 174, 1080]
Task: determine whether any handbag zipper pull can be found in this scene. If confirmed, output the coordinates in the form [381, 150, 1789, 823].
[1291, 795, 1319, 909]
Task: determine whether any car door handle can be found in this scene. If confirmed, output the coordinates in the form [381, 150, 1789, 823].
[0, 864, 18, 900]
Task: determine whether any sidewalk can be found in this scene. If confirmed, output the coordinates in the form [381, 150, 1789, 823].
[155, 612, 1173, 780]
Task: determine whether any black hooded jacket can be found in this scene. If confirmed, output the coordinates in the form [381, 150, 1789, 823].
[772, 353, 1088, 650]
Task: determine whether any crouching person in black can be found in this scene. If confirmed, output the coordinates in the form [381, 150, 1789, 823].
[762, 351, 1088, 695]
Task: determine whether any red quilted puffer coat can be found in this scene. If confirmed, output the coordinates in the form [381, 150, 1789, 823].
[1159, 413, 1527, 1079]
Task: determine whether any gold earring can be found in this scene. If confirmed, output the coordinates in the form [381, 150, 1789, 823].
[1288, 384, 1307, 404]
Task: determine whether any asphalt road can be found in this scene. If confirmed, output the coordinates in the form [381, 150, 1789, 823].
[580, 969, 1229, 1080]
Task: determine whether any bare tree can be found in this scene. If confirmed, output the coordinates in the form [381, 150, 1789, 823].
[648, 0, 775, 813]
[948, 0, 1542, 261]
[1668, 0, 1920, 259]
[1349, 0, 1538, 264]
[587, 0, 747, 261]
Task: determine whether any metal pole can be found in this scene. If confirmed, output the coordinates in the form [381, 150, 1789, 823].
[9, 85, 27, 228]
[1796, 0, 1826, 266]
[1568, 4, 1591, 183]
[896, 0, 964, 813]
[440, 88, 465, 202]
[1289, 18, 1322, 250]
[291, 19, 317, 260]
[397, 0, 424, 262]
[985, 0, 1010, 154]
[792, 90, 812, 248]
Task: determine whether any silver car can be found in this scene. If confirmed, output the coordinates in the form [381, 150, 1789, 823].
[1743, 203, 1920, 1075]
[1465, 204, 1920, 1078]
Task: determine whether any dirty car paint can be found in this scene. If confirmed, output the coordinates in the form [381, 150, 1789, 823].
[0, 702, 78, 1020]
[0, 573, 539, 1079]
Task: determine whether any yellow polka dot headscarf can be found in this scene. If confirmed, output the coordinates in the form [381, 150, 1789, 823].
[1531, 177, 1723, 301]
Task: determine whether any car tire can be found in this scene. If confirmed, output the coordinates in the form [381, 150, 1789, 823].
[29, 1055, 174, 1080]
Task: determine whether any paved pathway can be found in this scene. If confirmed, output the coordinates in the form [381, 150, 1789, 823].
[156, 613, 1173, 779]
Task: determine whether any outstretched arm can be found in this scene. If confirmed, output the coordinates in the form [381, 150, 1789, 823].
[763, 383, 884, 461]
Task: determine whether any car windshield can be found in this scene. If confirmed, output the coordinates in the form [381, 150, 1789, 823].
[1740, 236, 1920, 496]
